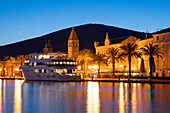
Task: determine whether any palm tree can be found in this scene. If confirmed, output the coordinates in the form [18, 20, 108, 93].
[140, 43, 164, 79]
[90, 53, 107, 78]
[120, 43, 141, 80]
[76, 49, 93, 77]
[106, 48, 124, 76]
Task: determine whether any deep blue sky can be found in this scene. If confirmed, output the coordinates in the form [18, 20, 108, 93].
[0, 0, 170, 46]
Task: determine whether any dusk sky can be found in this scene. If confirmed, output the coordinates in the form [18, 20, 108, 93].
[0, 0, 170, 46]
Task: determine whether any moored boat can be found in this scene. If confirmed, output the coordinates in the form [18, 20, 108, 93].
[20, 52, 81, 81]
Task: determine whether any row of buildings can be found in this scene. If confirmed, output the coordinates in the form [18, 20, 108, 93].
[66, 27, 170, 77]
[1, 26, 169, 78]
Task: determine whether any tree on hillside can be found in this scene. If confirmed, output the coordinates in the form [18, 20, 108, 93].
[140, 43, 164, 79]
[120, 43, 141, 80]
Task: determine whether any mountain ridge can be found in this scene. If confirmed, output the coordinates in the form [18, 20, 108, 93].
[0, 23, 146, 59]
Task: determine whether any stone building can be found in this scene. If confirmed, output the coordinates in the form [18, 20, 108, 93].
[43, 27, 79, 60]
[94, 30, 170, 77]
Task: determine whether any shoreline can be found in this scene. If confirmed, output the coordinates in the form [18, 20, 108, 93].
[1, 77, 170, 84]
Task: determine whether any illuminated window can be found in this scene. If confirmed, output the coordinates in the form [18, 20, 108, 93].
[34, 62, 36, 66]
[33, 69, 39, 73]
[34, 56, 37, 59]
[67, 62, 70, 65]
[63, 61, 66, 64]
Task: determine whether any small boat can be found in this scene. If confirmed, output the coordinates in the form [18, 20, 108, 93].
[20, 52, 81, 81]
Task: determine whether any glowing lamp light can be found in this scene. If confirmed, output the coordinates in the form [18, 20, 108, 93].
[124, 73, 128, 75]
[15, 68, 20, 71]
[77, 66, 81, 70]
[88, 66, 93, 69]
[93, 65, 99, 69]
[0, 68, 2, 71]
[120, 65, 123, 68]
[148, 69, 150, 72]
[88, 65, 99, 69]
[132, 67, 136, 70]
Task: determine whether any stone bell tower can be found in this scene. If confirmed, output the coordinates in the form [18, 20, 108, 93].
[68, 27, 79, 59]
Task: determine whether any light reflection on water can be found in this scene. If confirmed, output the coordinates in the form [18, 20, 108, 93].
[86, 82, 100, 113]
[0, 80, 170, 113]
[14, 80, 23, 113]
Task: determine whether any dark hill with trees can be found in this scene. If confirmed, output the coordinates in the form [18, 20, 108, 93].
[153, 27, 170, 34]
[0, 24, 146, 59]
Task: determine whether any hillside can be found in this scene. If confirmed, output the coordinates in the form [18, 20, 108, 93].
[153, 27, 170, 34]
[0, 24, 146, 59]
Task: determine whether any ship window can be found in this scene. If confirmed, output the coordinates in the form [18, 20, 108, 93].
[34, 62, 36, 66]
[44, 69, 48, 73]
[67, 69, 72, 73]
[37, 62, 45, 66]
[51, 70, 54, 73]
[67, 62, 70, 65]
[39, 69, 42, 73]
[34, 56, 37, 59]
[34, 69, 39, 73]
[29, 62, 32, 66]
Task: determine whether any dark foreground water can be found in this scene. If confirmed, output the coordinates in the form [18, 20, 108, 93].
[0, 80, 170, 113]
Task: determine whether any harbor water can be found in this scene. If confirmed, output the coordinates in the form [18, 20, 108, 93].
[0, 80, 170, 113]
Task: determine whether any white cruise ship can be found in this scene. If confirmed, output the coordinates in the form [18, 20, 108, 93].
[20, 52, 81, 81]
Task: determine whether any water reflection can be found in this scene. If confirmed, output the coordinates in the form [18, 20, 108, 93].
[119, 82, 125, 113]
[13, 80, 23, 113]
[86, 82, 100, 113]
[0, 80, 170, 113]
[22, 81, 87, 113]
[0, 80, 2, 113]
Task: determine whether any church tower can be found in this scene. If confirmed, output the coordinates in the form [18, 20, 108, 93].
[43, 40, 53, 53]
[68, 27, 79, 59]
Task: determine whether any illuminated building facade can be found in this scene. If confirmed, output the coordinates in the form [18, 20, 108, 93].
[94, 31, 170, 77]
